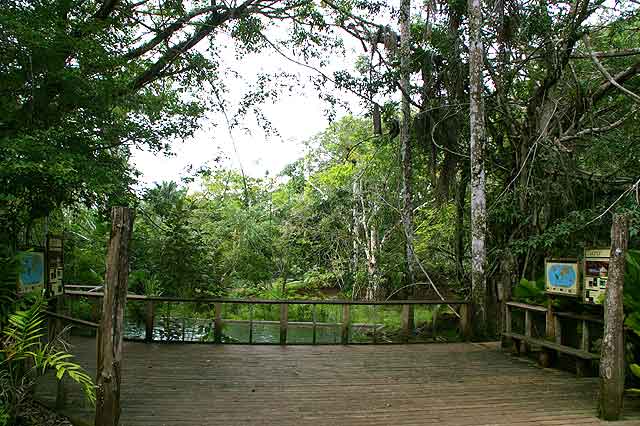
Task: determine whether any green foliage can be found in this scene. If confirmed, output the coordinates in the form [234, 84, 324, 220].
[0, 298, 95, 423]
[625, 250, 640, 337]
[512, 278, 546, 305]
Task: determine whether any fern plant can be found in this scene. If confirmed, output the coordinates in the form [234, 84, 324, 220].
[0, 297, 95, 423]
[624, 250, 640, 394]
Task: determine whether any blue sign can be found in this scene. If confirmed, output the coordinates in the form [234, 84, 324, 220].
[18, 252, 44, 287]
[547, 264, 577, 288]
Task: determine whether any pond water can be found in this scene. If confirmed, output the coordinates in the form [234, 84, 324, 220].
[123, 318, 395, 344]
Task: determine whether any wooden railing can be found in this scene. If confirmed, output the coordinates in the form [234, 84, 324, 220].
[503, 301, 603, 375]
[63, 290, 471, 344]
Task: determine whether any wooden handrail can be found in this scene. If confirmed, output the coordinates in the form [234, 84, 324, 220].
[505, 301, 548, 313]
[44, 310, 99, 329]
[554, 312, 604, 324]
[64, 290, 470, 306]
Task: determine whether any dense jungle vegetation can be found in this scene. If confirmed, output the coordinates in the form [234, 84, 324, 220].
[3, 0, 640, 422]
[2, 0, 640, 350]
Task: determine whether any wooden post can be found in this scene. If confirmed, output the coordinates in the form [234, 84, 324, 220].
[431, 305, 439, 338]
[144, 300, 154, 342]
[312, 304, 317, 345]
[95, 207, 134, 426]
[546, 295, 555, 339]
[599, 213, 628, 421]
[581, 320, 590, 352]
[554, 316, 562, 345]
[401, 304, 410, 343]
[521, 309, 532, 354]
[341, 304, 350, 344]
[375, 306, 381, 343]
[248, 305, 254, 344]
[279, 303, 288, 345]
[214, 303, 222, 343]
[460, 304, 471, 341]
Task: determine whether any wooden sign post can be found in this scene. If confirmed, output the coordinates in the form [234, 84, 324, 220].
[598, 214, 628, 421]
[95, 207, 134, 426]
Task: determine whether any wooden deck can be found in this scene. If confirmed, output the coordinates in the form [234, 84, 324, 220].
[37, 337, 640, 425]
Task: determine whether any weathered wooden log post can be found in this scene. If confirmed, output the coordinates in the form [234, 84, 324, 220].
[95, 207, 134, 426]
[598, 213, 628, 421]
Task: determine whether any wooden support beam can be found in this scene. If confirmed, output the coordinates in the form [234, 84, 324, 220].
[279, 303, 288, 345]
[599, 213, 628, 421]
[144, 300, 154, 342]
[249, 305, 254, 344]
[505, 304, 512, 333]
[521, 310, 532, 354]
[546, 295, 555, 339]
[554, 316, 562, 345]
[372, 306, 378, 344]
[460, 304, 471, 341]
[312, 304, 317, 345]
[401, 304, 410, 343]
[431, 305, 439, 338]
[341, 304, 350, 344]
[214, 303, 222, 343]
[581, 320, 590, 352]
[95, 207, 134, 426]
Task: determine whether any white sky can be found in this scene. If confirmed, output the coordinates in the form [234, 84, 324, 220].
[131, 27, 366, 189]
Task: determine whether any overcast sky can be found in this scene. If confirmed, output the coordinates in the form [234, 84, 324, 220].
[131, 27, 366, 189]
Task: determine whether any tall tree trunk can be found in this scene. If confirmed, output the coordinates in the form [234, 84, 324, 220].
[454, 171, 467, 282]
[399, 0, 415, 291]
[599, 214, 629, 420]
[468, 0, 489, 337]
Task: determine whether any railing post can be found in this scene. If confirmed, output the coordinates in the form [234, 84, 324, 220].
[312, 304, 317, 345]
[214, 302, 222, 343]
[249, 305, 254, 344]
[341, 304, 350, 344]
[554, 315, 562, 344]
[460, 303, 471, 341]
[144, 300, 154, 342]
[521, 309, 532, 354]
[279, 303, 288, 345]
[431, 305, 439, 338]
[505, 304, 512, 333]
[546, 296, 555, 339]
[401, 304, 410, 343]
[581, 320, 590, 352]
[372, 305, 378, 344]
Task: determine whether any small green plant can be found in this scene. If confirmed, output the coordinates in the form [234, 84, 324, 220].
[512, 278, 546, 305]
[629, 364, 640, 394]
[0, 297, 95, 423]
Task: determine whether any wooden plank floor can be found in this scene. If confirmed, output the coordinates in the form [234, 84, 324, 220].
[37, 337, 640, 425]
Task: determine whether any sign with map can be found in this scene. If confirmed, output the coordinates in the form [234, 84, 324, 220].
[17, 251, 45, 294]
[545, 260, 579, 296]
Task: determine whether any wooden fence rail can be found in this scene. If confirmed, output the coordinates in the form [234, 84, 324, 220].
[63, 291, 472, 345]
[503, 301, 603, 376]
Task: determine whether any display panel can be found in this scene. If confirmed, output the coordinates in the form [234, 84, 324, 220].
[545, 259, 579, 296]
[17, 251, 45, 294]
[583, 248, 610, 305]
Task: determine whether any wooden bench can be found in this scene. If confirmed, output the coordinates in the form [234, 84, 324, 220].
[503, 302, 601, 377]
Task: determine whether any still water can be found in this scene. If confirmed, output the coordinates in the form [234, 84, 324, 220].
[123, 318, 384, 344]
